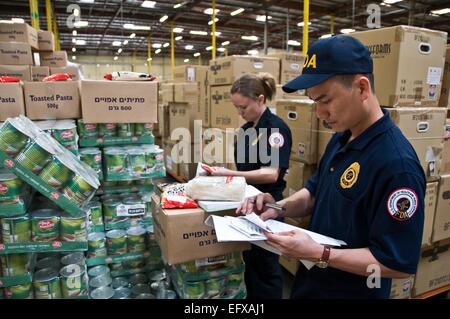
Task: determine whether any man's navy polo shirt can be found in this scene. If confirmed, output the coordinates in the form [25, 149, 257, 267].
[292, 108, 426, 299]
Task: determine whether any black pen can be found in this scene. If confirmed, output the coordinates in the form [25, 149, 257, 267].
[249, 198, 286, 212]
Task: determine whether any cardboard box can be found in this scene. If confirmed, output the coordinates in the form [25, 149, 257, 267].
[412, 239, 450, 297]
[163, 141, 179, 175]
[210, 85, 245, 130]
[38, 30, 54, 51]
[209, 55, 280, 86]
[440, 138, 450, 174]
[283, 159, 316, 198]
[169, 102, 196, 138]
[433, 174, 450, 242]
[50, 66, 79, 81]
[390, 276, 414, 299]
[351, 26, 447, 107]
[0, 42, 33, 65]
[0, 23, 38, 50]
[0, 83, 25, 121]
[173, 82, 199, 107]
[422, 182, 438, 246]
[31, 66, 49, 82]
[203, 127, 236, 165]
[23, 81, 81, 120]
[317, 119, 334, 162]
[267, 52, 305, 84]
[389, 107, 446, 181]
[171, 141, 202, 180]
[0, 64, 31, 81]
[151, 195, 249, 264]
[39, 51, 67, 67]
[159, 83, 174, 105]
[276, 99, 318, 164]
[275, 84, 306, 100]
[174, 65, 208, 83]
[202, 82, 210, 127]
[81, 80, 157, 123]
[158, 104, 170, 138]
[439, 45, 450, 108]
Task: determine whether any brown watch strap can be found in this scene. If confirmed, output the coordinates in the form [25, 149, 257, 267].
[320, 245, 331, 263]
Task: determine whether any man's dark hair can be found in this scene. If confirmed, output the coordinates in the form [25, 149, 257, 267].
[333, 73, 375, 94]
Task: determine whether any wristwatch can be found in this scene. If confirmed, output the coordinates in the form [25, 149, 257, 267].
[316, 245, 331, 269]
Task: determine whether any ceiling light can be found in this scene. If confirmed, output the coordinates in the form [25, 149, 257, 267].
[208, 18, 219, 25]
[79, 0, 94, 3]
[72, 30, 77, 36]
[114, 56, 118, 61]
[247, 50, 259, 56]
[173, 27, 184, 33]
[320, 34, 333, 39]
[163, 42, 169, 48]
[175, 36, 183, 41]
[241, 35, 258, 41]
[340, 28, 356, 34]
[297, 21, 312, 27]
[11, 18, 25, 23]
[221, 41, 230, 46]
[155, 49, 161, 54]
[123, 40, 129, 45]
[152, 43, 162, 48]
[123, 24, 150, 30]
[72, 38, 76, 44]
[185, 45, 194, 50]
[210, 31, 221, 36]
[194, 52, 200, 57]
[204, 8, 220, 15]
[217, 47, 225, 52]
[147, 58, 152, 61]
[206, 46, 213, 51]
[230, 8, 244, 16]
[118, 48, 122, 53]
[74, 8, 80, 17]
[190, 30, 208, 35]
[74, 21, 88, 27]
[430, 8, 450, 15]
[174, 2, 187, 9]
[72, 47, 76, 52]
[72, 56, 77, 60]
[129, 33, 136, 38]
[112, 41, 121, 46]
[288, 40, 301, 46]
[256, 15, 272, 22]
[160, 15, 168, 23]
[184, 59, 189, 63]
[141, 1, 156, 8]
[75, 39, 86, 45]
[382, 0, 402, 4]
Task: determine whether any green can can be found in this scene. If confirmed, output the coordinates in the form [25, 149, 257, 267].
[60, 264, 88, 298]
[89, 273, 112, 289]
[60, 212, 87, 242]
[88, 265, 110, 278]
[38, 157, 73, 189]
[61, 174, 96, 206]
[106, 229, 127, 255]
[101, 180, 117, 188]
[184, 281, 205, 299]
[0, 121, 30, 156]
[88, 201, 103, 226]
[134, 123, 153, 136]
[113, 287, 131, 299]
[0, 171, 22, 199]
[31, 209, 60, 242]
[33, 268, 62, 299]
[104, 148, 127, 174]
[77, 119, 98, 138]
[128, 149, 146, 175]
[3, 283, 33, 299]
[1, 214, 30, 243]
[15, 141, 52, 174]
[102, 199, 120, 223]
[226, 272, 244, 290]
[87, 232, 107, 258]
[117, 123, 134, 137]
[90, 286, 114, 299]
[112, 277, 130, 289]
[98, 123, 117, 137]
[51, 122, 78, 148]
[79, 148, 102, 177]
[35, 256, 61, 271]
[0, 254, 29, 276]
[206, 278, 224, 297]
[61, 252, 86, 267]
[126, 226, 146, 253]
[131, 284, 151, 297]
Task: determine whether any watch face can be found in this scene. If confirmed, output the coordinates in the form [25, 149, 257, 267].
[316, 261, 328, 269]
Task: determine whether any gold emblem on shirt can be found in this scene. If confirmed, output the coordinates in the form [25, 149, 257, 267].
[340, 162, 360, 189]
[252, 133, 263, 146]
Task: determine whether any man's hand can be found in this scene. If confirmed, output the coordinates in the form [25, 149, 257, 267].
[237, 193, 279, 221]
[264, 229, 323, 262]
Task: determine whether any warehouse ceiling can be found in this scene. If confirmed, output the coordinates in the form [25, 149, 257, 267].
[0, 0, 449, 60]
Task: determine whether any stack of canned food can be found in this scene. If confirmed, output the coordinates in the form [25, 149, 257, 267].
[77, 120, 154, 139]
[103, 145, 165, 180]
[168, 252, 247, 299]
[0, 252, 89, 299]
[87, 266, 175, 299]
[34, 120, 79, 156]
[0, 169, 29, 216]
[0, 117, 100, 207]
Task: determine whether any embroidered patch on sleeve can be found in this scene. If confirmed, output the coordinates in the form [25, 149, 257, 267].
[386, 188, 418, 221]
[268, 132, 284, 148]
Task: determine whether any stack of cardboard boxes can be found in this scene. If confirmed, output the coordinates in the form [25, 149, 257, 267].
[351, 26, 450, 298]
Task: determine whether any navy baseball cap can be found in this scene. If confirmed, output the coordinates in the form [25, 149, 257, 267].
[282, 35, 373, 93]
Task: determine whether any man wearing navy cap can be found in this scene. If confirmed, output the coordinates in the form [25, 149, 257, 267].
[239, 35, 425, 298]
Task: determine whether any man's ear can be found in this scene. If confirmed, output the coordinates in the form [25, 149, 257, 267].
[357, 76, 371, 102]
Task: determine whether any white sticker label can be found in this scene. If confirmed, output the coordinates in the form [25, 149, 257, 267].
[117, 204, 146, 217]
[290, 63, 300, 70]
[427, 67, 442, 85]
[253, 62, 263, 69]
